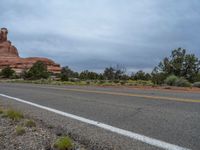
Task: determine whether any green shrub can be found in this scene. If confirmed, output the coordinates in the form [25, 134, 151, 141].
[61, 75, 69, 81]
[113, 80, 120, 83]
[98, 80, 105, 84]
[24, 61, 49, 80]
[175, 78, 191, 87]
[0, 66, 15, 78]
[16, 126, 26, 135]
[120, 80, 126, 85]
[5, 109, 24, 121]
[0, 108, 3, 114]
[54, 136, 73, 150]
[193, 82, 200, 88]
[126, 80, 154, 86]
[25, 119, 36, 127]
[164, 75, 179, 86]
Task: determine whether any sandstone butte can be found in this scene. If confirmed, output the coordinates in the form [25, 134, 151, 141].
[0, 28, 61, 74]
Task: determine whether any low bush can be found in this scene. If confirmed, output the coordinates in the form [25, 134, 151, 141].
[127, 80, 154, 86]
[98, 80, 105, 84]
[24, 61, 50, 80]
[69, 78, 80, 82]
[164, 75, 192, 87]
[113, 80, 120, 84]
[54, 136, 73, 150]
[164, 75, 179, 86]
[16, 126, 26, 135]
[0, 66, 16, 78]
[120, 80, 126, 85]
[193, 82, 200, 88]
[175, 78, 191, 87]
[86, 81, 90, 85]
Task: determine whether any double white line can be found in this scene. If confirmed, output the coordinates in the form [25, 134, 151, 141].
[0, 93, 191, 150]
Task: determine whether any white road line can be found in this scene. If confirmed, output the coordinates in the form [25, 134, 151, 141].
[0, 93, 191, 150]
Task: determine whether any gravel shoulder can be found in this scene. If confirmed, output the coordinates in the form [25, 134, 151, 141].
[0, 97, 159, 150]
[0, 102, 86, 150]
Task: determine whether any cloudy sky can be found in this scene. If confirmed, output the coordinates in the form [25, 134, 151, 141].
[1, 0, 200, 73]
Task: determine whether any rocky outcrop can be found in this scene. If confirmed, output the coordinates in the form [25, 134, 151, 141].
[0, 28, 19, 57]
[0, 28, 61, 74]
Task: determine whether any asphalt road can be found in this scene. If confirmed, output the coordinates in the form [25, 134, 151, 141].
[0, 83, 200, 150]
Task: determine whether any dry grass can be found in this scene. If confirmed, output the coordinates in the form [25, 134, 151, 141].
[54, 136, 73, 150]
[15, 125, 26, 135]
[4, 109, 24, 121]
[25, 119, 36, 127]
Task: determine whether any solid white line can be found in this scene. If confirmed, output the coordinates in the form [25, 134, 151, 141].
[0, 93, 190, 150]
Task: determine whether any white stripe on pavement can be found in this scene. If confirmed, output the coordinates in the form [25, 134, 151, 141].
[0, 93, 191, 150]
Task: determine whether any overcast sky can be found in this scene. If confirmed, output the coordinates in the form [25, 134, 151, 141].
[1, 0, 200, 73]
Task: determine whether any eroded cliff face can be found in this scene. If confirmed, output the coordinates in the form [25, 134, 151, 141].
[0, 28, 19, 58]
[0, 28, 61, 74]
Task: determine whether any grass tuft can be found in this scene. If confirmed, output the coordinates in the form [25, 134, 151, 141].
[47, 124, 54, 129]
[5, 109, 24, 121]
[25, 119, 36, 127]
[54, 136, 73, 150]
[0, 108, 4, 114]
[16, 126, 26, 135]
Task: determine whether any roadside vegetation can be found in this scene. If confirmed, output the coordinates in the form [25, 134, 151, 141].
[0, 48, 200, 88]
[54, 136, 73, 150]
[4, 109, 24, 121]
[0, 103, 83, 150]
[24, 119, 36, 127]
[15, 125, 26, 135]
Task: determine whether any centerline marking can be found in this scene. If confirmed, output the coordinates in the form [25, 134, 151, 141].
[64, 88, 200, 103]
[0, 93, 191, 150]
[30, 85, 200, 103]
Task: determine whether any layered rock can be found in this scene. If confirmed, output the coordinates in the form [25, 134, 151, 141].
[0, 28, 19, 57]
[0, 28, 61, 74]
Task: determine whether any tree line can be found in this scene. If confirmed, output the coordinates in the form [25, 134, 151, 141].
[0, 48, 200, 87]
[60, 48, 200, 85]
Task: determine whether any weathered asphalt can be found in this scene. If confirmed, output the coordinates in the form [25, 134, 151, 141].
[0, 83, 199, 150]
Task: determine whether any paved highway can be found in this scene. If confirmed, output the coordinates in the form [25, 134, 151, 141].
[0, 83, 199, 150]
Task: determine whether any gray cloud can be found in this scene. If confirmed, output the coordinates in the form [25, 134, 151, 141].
[1, 0, 200, 73]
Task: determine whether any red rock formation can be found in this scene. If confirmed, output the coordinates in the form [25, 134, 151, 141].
[0, 28, 61, 74]
[0, 28, 19, 58]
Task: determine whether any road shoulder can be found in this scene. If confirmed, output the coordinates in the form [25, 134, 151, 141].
[0, 97, 159, 150]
